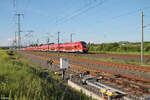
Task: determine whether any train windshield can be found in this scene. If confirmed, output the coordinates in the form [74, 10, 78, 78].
[81, 42, 87, 48]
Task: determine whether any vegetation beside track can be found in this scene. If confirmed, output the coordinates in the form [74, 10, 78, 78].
[0, 47, 9, 50]
[0, 50, 92, 100]
[88, 42, 150, 55]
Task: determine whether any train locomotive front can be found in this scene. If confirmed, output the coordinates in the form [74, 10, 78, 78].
[80, 41, 88, 53]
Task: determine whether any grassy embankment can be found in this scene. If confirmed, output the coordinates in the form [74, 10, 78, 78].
[0, 50, 91, 100]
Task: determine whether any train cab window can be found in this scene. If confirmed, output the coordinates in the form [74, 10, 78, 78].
[81, 42, 87, 48]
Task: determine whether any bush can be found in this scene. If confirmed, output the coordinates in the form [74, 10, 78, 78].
[145, 46, 150, 52]
[88, 42, 150, 53]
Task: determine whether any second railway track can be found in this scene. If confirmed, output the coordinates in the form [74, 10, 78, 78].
[43, 51, 150, 63]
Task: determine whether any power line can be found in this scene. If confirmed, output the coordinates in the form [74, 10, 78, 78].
[8, 0, 17, 29]
[13, 0, 18, 13]
[58, 0, 106, 24]
[98, 6, 150, 24]
[13, 0, 16, 10]
[56, 1, 92, 22]
[56, 0, 98, 22]
[56, 0, 107, 25]
[22, 0, 31, 15]
[144, 24, 150, 28]
[114, 6, 150, 19]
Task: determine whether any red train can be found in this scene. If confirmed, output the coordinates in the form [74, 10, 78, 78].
[24, 41, 88, 53]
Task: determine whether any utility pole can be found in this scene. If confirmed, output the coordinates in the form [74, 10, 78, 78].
[46, 38, 50, 59]
[15, 32, 17, 49]
[141, 10, 144, 64]
[47, 38, 50, 51]
[16, 13, 24, 50]
[37, 39, 39, 46]
[70, 33, 72, 43]
[58, 32, 60, 52]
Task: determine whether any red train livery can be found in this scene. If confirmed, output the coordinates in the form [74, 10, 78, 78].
[24, 41, 88, 53]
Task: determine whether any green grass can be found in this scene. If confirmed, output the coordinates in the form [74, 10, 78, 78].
[88, 50, 150, 55]
[88, 51, 150, 55]
[0, 50, 92, 100]
[74, 54, 150, 66]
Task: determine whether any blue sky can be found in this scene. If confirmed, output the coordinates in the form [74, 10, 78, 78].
[0, 0, 150, 46]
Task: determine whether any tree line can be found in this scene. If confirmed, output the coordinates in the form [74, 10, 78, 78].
[88, 42, 150, 52]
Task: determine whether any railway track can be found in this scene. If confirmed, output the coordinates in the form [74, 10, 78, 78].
[38, 51, 150, 63]
[22, 51, 150, 81]
[21, 51, 150, 97]
[27, 51, 150, 78]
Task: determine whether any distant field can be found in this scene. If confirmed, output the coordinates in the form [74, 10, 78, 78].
[0, 50, 91, 100]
